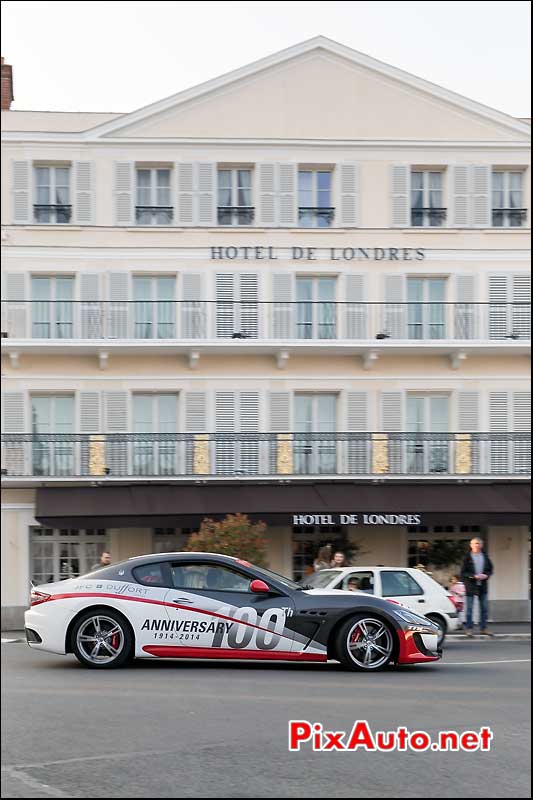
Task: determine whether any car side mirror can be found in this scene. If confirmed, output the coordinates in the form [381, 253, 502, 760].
[250, 579, 271, 594]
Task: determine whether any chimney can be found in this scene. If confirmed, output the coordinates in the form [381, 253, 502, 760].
[1, 57, 14, 110]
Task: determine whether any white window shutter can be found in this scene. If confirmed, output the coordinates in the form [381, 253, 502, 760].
[104, 391, 128, 476]
[269, 393, 291, 431]
[344, 274, 366, 339]
[113, 162, 134, 226]
[181, 273, 205, 338]
[80, 392, 101, 432]
[185, 392, 207, 432]
[196, 162, 216, 226]
[2, 273, 27, 338]
[12, 161, 31, 223]
[457, 392, 479, 432]
[258, 163, 277, 226]
[513, 392, 531, 474]
[74, 161, 95, 224]
[2, 392, 26, 475]
[383, 275, 406, 338]
[239, 273, 259, 339]
[455, 274, 476, 339]
[107, 273, 129, 338]
[452, 165, 470, 227]
[489, 392, 509, 473]
[346, 392, 369, 473]
[80, 273, 101, 338]
[176, 163, 194, 225]
[278, 164, 297, 227]
[339, 163, 359, 227]
[380, 392, 403, 474]
[272, 273, 293, 338]
[391, 166, 410, 227]
[471, 165, 490, 227]
[488, 274, 510, 339]
[239, 391, 260, 474]
[215, 273, 235, 338]
[512, 274, 531, 340]
[215, 391, 236, 474]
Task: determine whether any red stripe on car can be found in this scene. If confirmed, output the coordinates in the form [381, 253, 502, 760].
[142, 645, 327, 661]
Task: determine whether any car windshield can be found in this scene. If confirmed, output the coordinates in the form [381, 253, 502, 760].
[298, 570, 341, 588]
[249, 564, 302, 591]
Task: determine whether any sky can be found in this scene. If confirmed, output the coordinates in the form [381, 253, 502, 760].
[1, 0, 531, 117]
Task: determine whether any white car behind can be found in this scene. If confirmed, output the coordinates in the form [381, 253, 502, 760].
[300, 566, 460, 646]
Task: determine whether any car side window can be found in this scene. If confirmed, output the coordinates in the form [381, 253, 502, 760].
[336, 571, 375, 593]
[132, 563, 167, 587]
[381, 570, 424, 597]
[171, 563, 252, 593]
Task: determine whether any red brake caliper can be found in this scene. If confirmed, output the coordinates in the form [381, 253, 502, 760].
[350, 629, 362, 645]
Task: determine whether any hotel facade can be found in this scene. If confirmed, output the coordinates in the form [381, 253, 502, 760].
[1, 38, 530, 628]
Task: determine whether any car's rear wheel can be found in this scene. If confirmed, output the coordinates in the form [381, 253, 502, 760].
[72, 610, 133, 669]
[426, 614, 447, 648]
[335, 614, 395, 672]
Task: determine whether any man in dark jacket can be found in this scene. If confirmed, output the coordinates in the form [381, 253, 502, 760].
[460, 537, 494, 637]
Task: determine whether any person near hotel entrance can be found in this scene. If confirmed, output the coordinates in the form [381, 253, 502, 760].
[460, 538, 495, 638]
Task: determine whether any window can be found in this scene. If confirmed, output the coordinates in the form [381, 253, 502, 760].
[136, 168, 172, 225]
[492, 172, 525, 227]
[294, 394, 337, 474]
[133, 276, 176, 339]
[133, 562, 167, 586]
[298, 171, 334, 227]
[411, 171, 445, 227]
[381, 570, 424, 597]
[217, 169, 253, 225]
[31, 527, 107, 584]
[32, 395, 75, 476]
[335, 571, 375, 593]
[133, 394, 178, 476]
[34, 166, 71, 223]
[406, 395, 449, 474]
[170, 562, 251, 592]
[296, 277, 336, 339]
[31, 276, 74, 339]
[407, 278, 446, 340]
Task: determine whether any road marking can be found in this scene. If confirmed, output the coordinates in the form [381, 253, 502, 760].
[2, 767, 70, 798]
[445, 659, 531, 665]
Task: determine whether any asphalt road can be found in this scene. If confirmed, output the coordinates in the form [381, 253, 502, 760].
[1, 640, 531, 799]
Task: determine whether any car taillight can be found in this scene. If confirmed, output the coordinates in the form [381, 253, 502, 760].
[447, 593, 459, 609]
[30, 589, 51, 607]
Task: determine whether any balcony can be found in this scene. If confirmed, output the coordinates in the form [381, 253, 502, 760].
[135, 206, 174, 225]
[1, 302, 530, 365]
[217, 206, 255, 226]
[33, 204, 72, 224]
[411, 207, 447, 227]
[298, 207, 335, 227]
[1, 432, 530, 482]
[492, 208, 528, 227]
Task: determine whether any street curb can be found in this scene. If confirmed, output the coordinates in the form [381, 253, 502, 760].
[448, 634, 531, 641]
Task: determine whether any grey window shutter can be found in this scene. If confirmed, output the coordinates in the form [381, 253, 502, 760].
[74, 161, 95, 224]
[196, 162, 216, 226]
[278, 164, 297, 227]
[452, 165, 470, 227]
[107, 273, 129, 338]
[455, 274, 476, 339]
[489, 392, 509, 473]
[471, 166, 490, 227]
[104, 391, 128, 476]
[12, 161, 31, 224]
[215, 391, 236, 474]
[181, 273, 205, 338]
[457, 392, 480, 432]
[488, 275, 509, 339]
[270, 392, 291, 431]
[215, 273, 235, 338]
[513, 392, 531, 474]
[391, 166, 410, 227]
[339, 163, 359, 227]
[239, 391, 260, 474]
[2, 392, 26, 475]
[344, 274, 366, 339]
[383, 275, 406, 338]
[114, 162, 134, 226]
[2, 273, 27, 338]
[239, 273, 259, 338]
[272, 273, 293, 338]
[176, 163, 194, 225]
[381, 391, 403, 474]
[512, 274, 531, 340]
[185, 392, 207, 432]
[80, 273, 101, 338]
[80, 391, 102, 474]
[346, 392, 369, 473]
[258, 163, 277, 226]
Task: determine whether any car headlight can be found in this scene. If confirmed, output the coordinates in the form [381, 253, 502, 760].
[393, 608, 438, 631]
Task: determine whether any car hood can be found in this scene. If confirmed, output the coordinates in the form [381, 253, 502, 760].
[302, 588, 369, 597]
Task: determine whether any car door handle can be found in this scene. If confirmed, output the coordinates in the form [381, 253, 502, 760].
[417, 599, 425, 603]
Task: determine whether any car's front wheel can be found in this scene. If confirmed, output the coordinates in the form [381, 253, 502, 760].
[335, 614, 395, 672]
[71, 609, 133, 669]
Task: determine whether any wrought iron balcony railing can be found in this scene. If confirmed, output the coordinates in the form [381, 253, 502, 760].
[217, 207, 255, 226]
[33, 204, 72, 224]
[298, 207, 335, 227]
[135, 206, 174, 225]
[1, 301, 530, 342]
[492, 208, 528, 227]
[410, 207, 447, 227]
[1, 432, 530, 479]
